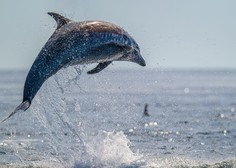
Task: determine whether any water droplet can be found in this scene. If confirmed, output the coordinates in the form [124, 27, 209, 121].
[0, 142, 7, 146]
[19, 142, 26, 147]
[148, 122, 158, 126]
[129, 129, 134, 133]
[160, 131, 169, 135]
[149, 122, 154, 126]
[220, 114, 225, 118]
[184, 88, 190, 93]
[223, 130, 227, 135]
[231, 108, 235, 112]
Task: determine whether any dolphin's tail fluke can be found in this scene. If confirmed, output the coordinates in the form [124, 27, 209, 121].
[1, 101, 31, 123]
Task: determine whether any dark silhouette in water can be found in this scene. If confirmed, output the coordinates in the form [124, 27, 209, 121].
[1, 12, 146, 123]
[143, 103, 150, 117]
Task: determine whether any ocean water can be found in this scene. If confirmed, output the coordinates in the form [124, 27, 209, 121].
[0, 67, 236, 168]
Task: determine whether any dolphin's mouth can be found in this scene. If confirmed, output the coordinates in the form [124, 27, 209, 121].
[137, 56, 146, 66]
[132, 51, 146, 67]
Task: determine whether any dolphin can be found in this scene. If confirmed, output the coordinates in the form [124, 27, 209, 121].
[2, 12, 146, 122]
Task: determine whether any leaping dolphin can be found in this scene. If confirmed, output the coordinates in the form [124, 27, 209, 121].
[2, 12, 146, 122]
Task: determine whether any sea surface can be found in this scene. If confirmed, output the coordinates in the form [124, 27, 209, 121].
[0, 68, 236, 168]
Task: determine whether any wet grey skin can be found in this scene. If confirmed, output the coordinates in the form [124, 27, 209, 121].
[2, 12, 146, 122]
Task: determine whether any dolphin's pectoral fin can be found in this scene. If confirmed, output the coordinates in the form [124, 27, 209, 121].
[1, 101, 30, 123]
[87, 61, 112, 74]
[48, 12, 71, 29]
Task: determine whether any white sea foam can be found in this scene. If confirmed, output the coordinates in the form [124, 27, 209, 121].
[81, 130, 142, 167]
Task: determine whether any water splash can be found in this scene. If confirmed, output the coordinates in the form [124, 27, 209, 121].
[80, 130, 142, 167]
[24, 66, 141, 167]
[27, 66, 87, 166]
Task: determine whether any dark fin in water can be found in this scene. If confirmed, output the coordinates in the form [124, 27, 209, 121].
[87, 61, 112, 74]
[1, 101, 31, 123]
[48, 12, 71, 29]
[143, 103, 150, 117]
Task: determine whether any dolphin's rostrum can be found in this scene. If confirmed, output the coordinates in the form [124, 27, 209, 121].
[2, 12, 146, 122]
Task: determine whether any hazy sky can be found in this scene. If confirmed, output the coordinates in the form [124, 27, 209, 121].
[0, 0, 236, 70]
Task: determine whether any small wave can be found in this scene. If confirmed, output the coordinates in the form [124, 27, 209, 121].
[141, 157, 236, 168]
[76, 130, 142, 168]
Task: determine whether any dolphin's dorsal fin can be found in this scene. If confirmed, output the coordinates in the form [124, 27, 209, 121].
[87, 61, 112, 74]
[48, 12, 71, 29]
